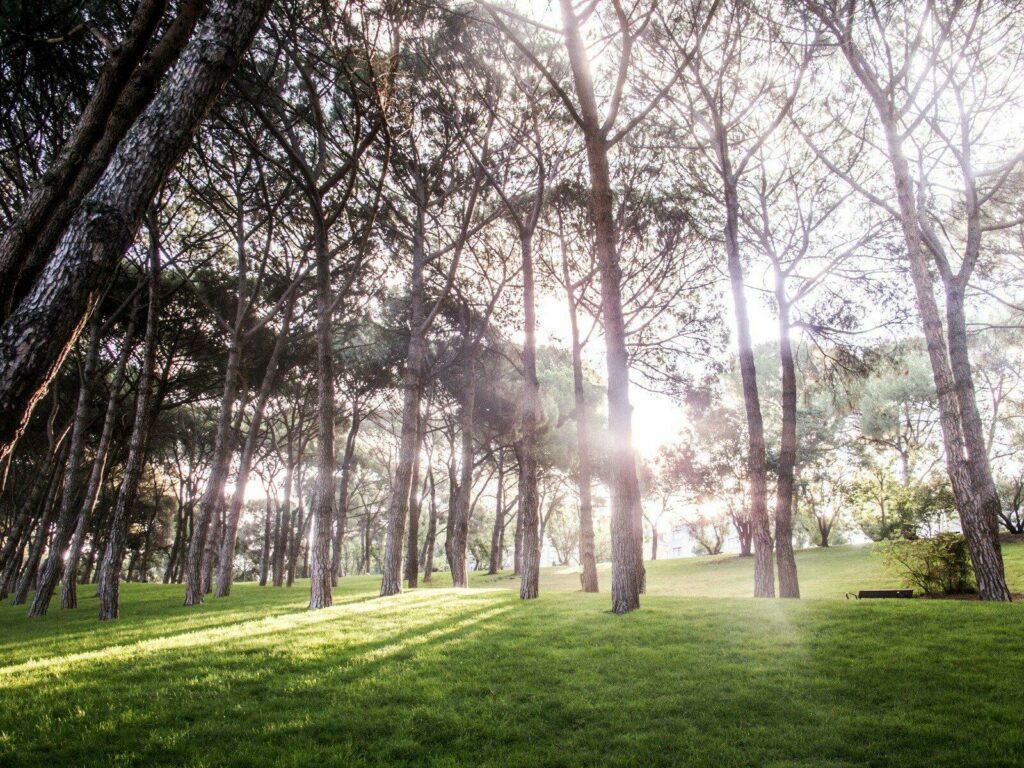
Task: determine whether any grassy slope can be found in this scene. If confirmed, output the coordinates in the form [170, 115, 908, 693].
[1, 544, 1022, 767]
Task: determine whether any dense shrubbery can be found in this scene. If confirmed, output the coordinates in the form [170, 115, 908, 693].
[880, 533, 976, 596]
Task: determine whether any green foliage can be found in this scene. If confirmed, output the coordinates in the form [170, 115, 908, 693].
[880, 533, 977, 596]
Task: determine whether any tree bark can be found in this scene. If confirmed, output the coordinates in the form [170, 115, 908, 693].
[446, 378, 476, 588]
[97, 240, 161, 620]
[488, 450, 506, 575]
[405, 405, 426, 588]
[563, 256, 599, 593]
[774, 289, 800, 599]
[60, 293, 139, 608]
[331, 409, 359, 584]
[214, 298, 293, 597]
[28, 318, 102, 615]
[0, 0, 273, 462]
[559, 0, 644, 613]
[420, 469, 437, 582]
[308, 222, 335, 611]
[11, 447, 66, 605]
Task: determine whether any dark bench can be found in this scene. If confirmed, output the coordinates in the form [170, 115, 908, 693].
[846, 589, 914, 599]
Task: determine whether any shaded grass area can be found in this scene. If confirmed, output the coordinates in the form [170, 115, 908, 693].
[1, 544, 1022, 767]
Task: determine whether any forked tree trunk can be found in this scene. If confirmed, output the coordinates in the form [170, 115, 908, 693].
[814, 5, 1010, 602]
[559, 0, 644, 613]
[0, 0, 273, 461]
[97, 245, 161, 621]
[774, 292, 800, 599]
[214, 299, 292, 598]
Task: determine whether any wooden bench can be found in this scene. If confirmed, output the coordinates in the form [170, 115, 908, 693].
[846, 589, 914, 599]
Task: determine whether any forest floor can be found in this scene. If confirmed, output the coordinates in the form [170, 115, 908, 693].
[2, 543, 1023, 767]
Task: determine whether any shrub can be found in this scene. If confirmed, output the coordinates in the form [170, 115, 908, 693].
[880, 533, 976, 596]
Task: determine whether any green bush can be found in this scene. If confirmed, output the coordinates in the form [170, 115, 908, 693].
[880, 533, 976, 596]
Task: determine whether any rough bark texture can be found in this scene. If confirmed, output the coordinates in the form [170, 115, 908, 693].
[308, 226, 335, 611]
[812, 2, 1010, 602]
[0, 0, 272, 462]
[774, 291, 800, 599]
[517, 234, 541, 600]
[97, 246, 160, 621]
[559, 0, 644, 612]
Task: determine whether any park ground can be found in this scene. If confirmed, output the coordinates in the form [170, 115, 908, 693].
[2, 543, 1023, 767]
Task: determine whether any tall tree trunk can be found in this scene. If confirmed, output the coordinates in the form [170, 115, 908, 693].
[722, 176, 775, 598]
[880, 120, 1009, 600]
[272, 454, 293, 587]
[774, 291, 800, 599]
[379, 203, 427, 597]
[488, 450, 506, 575]
[61, 293, 139, 608]
[446, 378, 476, 589]
[559, 0, 644, 613]
[405, 405, 426, 588]
[97, 241, 161, 620]
[11, 448, 66, 605]
[28, 318, 102, 615]
[0, 0, 273, 461]
[563, 256, 599, 593]
[332, 410, 359, 584]
[308, 226, 334, 611]
[420, 469, 437, 582]
[258, 495, 273, 587]
[214, 300, 292, 597]
[650, 525, 658, 561]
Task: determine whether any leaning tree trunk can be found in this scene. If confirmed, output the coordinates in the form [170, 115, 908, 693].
[61, 293, 139, 609]
[563, 257, 599, 593]
[877, 119, 1010, 601]
[0, 0, 206, 317]
[559, 0, 644, 613]
[28, 319, 102, 616]
[0, 0, 274, 462]
[446, 378, 476, 589]
[722, 175, 775, 598]
[97, 245, 161, 621]
[774, 291, 800, 599]
[11, 449, 66, 605]
[214, 301, 292, 597]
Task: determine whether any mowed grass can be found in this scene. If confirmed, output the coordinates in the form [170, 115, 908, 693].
[1, 544, 1023, 767]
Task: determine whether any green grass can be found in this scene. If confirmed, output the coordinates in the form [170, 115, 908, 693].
[2, 544, 1023, 767]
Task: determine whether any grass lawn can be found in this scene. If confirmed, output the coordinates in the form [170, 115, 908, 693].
[2, 543, 1023, 767]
